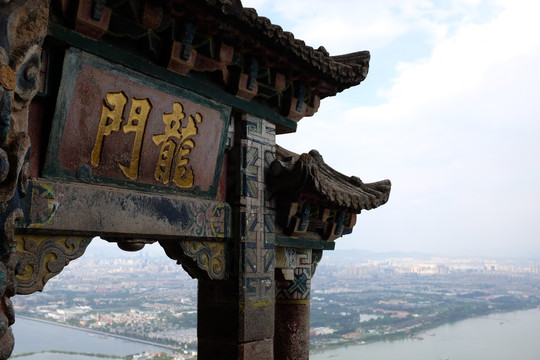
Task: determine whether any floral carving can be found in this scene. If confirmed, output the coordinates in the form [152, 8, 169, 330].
[11, 235, 93, 295]
[160, 239, 226, 280]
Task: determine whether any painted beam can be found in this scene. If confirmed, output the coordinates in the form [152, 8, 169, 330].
[18, 179, 230, 240]
[275, 236, 336, 250]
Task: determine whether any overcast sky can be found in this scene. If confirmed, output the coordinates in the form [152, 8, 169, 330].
[242, 0, 540, 257]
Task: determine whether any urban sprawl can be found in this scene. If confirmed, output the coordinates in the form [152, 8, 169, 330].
[12, 247, 540, 359]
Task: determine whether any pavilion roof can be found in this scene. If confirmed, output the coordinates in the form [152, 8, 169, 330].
[270, 146, 391, 213]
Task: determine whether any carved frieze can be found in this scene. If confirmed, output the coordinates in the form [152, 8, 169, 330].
[19, 179, 231, 240]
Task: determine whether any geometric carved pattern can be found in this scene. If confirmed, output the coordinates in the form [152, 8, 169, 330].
[12, 235, 92, 295]
[288, 271, 308, 296]
[236, 115, 276, 302]
[242, 147, 259, 198]
[276, 268, 311, 302]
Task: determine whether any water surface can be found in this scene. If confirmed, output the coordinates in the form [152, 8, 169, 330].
[312, 309, 540, 360]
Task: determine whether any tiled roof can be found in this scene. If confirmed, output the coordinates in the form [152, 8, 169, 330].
[176, 0, 370, 95]
[270, 146, 391, 212]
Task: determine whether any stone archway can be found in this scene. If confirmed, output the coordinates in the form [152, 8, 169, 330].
[1, 2, 390, 359]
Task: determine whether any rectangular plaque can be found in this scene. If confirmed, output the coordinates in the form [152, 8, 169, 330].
[44, 48, 231, 199]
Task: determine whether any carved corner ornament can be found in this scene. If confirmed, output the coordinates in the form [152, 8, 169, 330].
[11, 235, 93, 295]
[0, 1, 49, 358]
[159, 239, 227, 280]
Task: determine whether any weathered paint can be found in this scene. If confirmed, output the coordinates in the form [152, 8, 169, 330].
[19, 179, 230, 240]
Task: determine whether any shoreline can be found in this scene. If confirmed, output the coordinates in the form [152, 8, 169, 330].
[309, 306, 540, 355]
[18, 307, 540, 356]
[17, 315, 177, 352]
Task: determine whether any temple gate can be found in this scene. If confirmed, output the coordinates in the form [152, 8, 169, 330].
[0, 1, 391, 359]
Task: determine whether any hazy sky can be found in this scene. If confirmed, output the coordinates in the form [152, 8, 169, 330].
[241, 0, 540, 257]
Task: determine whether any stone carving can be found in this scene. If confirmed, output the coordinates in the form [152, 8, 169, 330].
[0, 1, 49, 357]
[160, 240, 227, 280]
[276, 267, 311, 302]
[11, 235, 93, 295]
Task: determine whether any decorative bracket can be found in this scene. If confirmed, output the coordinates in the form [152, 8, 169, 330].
[11, 235, 93, 295]
[159, 239, 227, 280]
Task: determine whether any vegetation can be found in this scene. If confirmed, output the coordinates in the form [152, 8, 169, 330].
[309, 275, 540, 352]
[11, 350, 124, 359]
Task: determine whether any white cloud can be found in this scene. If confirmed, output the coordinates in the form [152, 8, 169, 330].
[273, 1, 540, 256]
[242, 0, 504, 54]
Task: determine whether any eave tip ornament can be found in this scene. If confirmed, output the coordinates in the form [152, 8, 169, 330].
[270, 145, 391, 241]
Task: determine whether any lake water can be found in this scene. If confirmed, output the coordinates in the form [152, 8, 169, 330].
[11, 309, 540, 359]
[11, 317, 173, 359]
[311, 308, 540, 360]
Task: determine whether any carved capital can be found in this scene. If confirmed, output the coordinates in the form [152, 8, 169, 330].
[275, 247, 323, 301]
[11, 235, 92, 295]
[160, 239, 227, 280]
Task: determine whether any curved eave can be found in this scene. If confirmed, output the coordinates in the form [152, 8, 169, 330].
[270, 146, 391, 213]
[174, 0, 370, 96]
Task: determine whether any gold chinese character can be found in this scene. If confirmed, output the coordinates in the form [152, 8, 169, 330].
[152, 102, 202, 188]
[119, 98, 151, 179]
[91, 92, 127, 166]
[91, 92, 152, 180]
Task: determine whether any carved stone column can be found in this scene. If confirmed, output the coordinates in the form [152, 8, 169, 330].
[197, 113, 276, 359]
[0, 1, 49, 358]
[274, 247, 321, 360]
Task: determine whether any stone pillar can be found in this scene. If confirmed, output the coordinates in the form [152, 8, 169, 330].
[197, 113, 276, 359]
[274, 247, 313, 360]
